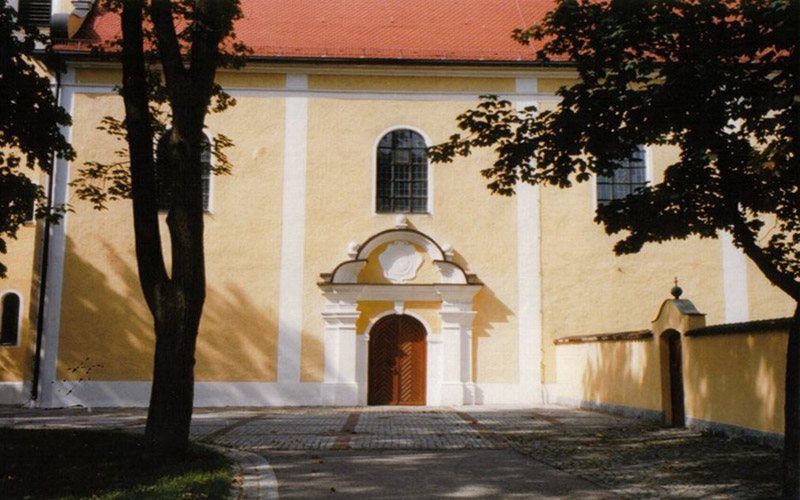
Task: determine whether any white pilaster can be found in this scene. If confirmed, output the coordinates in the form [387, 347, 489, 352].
[515, 77, 543, 403]
[721, 232, 749, 323]
[320, 290, 360, 405]
[38, 69, 76, 408]
[276, 74, 309, 383]
[438, 298, 477, 405]
[426, 335, 444, 406]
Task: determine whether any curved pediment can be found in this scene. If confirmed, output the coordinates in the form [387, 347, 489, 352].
[321, 227, 475, 285]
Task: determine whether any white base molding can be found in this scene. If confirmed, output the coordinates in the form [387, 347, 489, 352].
[0, 382, 27, 405]
[36, 381, 547, 408]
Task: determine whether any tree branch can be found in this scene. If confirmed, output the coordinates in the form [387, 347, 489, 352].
[120, 0, 168, 307]
[150, 0, 188, 105]
[731, 214, 800, 302]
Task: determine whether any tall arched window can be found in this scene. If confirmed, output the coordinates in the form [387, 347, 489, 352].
[156, 133, 212, 212]
[597, 145, 647, 205]
[376, 129, 429, 214]
[0, 292, 21, 346]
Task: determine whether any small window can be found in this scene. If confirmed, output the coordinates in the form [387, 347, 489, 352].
[376, 129, 429, 214]
[1, 293, 21, 346]
[156, 133, 212, 212]
[597, 146, 647, 205]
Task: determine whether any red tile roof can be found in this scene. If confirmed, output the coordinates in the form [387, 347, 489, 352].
[64, 0, 557, 63]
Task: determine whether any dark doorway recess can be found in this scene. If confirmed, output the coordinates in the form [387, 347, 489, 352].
[664, 330, 685, 426]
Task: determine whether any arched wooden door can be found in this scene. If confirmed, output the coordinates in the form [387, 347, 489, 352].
[368, 315, 427, 405]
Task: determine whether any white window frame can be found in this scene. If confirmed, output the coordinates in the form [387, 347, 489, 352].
[0, 290, 23, 347]
[592, 145, 653, 210]
[372, 125, 434, 216]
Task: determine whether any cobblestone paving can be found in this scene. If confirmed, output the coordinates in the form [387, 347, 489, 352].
[462, 406, 781, 499]
[206, 411, 350, 451]
[351, 408, 493, 450]
[194, 407, 495, 451]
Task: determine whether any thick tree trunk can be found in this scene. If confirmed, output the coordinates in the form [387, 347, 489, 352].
[783, 303, 800, 498]
[144, 291, 201, 455]
[119, 0, 233, 456]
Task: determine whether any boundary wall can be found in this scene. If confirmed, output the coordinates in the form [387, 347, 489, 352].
[555, 296, 791, 448]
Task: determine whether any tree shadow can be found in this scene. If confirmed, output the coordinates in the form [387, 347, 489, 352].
[52, 235, 301, 405]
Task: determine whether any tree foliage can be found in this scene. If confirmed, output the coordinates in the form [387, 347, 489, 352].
[0, 0, 73, 277]
[431, 0, 800, 495]
[430, 0, 798, 302]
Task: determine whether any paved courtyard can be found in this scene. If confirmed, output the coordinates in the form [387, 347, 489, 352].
[0, 405, 782, 498]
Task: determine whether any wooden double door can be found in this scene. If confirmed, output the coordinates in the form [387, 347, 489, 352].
[368, 315, 427, 405]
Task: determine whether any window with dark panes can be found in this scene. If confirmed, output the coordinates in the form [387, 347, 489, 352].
[156, 133, 212, 212]
[597, 146, 647, 205]
[376, 129, 428, 213]
[0, 293, 20, 346]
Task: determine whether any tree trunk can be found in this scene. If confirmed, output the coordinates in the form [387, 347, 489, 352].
[783, 303, 800, 498]
[144, 290, 201, 455]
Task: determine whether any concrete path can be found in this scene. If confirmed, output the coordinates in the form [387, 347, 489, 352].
[0, 405, 781, 498]
[267, 449, 611, 499]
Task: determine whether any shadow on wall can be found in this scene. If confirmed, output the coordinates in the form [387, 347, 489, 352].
[564, 299, 789, 439]
[683, 327, 786, 437]
[470, 285, 513, 382]
[53, 236, 305, 405]
[577, 337, 661, 420]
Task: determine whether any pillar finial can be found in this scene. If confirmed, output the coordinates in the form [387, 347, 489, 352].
[671, 277, 683, 299]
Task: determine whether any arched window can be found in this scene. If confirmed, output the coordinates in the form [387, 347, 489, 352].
[597, 146, 647, 205]
[376, 129, 429, 214]
[0, 292, 21, 346]
[156, 133, 212, 212]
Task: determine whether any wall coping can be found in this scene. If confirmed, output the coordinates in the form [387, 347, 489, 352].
[554, 329, 652, 345]
[685, 317, 793, 337]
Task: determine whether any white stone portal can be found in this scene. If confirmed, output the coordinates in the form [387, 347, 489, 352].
[320, 227, 481, 406]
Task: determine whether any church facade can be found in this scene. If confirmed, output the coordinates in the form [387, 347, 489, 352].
[1, 0, 794, 410]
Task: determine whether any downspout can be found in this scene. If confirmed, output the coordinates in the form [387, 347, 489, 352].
[30, 69, 61, 402]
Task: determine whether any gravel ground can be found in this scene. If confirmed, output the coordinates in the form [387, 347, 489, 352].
[465, 406, 781, 499]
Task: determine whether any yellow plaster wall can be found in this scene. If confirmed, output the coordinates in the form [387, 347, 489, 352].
[75, 69, 122, 86]
[685, 331, 787, 435]
[56, 91, 285, 382]
[538, 123, 727, 383]
[746, 259, 796, 320]
[0, 207, 40, 383]
[309, 75, 515, 93]
[556, 340, 661, 411]
[556, 327, 788, 436]
[301, 92, 518, 383]
[356, 301, 441, 337]
[537, 78, 579, 95]
[216, 72, 285, 89]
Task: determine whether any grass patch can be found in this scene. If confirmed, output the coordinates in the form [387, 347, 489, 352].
[0, 428, 232, 499]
